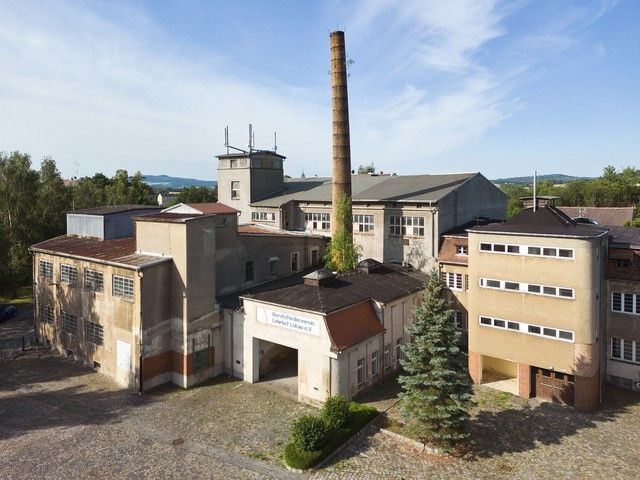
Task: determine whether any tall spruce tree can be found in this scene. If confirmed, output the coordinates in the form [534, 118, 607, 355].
[398, 269, 474, 450]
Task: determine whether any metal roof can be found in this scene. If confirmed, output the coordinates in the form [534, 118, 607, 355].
[250, 173, 478, 207]
[71, 205, 161, 215]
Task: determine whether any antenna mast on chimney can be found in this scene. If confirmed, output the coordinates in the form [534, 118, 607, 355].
[533, 170, 538, 212]
[273, 131, 278, 152]
[224, 126, 230, 154]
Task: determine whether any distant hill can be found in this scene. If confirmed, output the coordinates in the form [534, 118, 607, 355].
[493, 174, 592, 185]
[142, 175, 216, 189]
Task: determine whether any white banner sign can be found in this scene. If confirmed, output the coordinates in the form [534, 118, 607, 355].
[257, 307, 320, 336]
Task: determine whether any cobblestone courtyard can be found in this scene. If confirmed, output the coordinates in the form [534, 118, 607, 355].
[1, 351, 640, 479]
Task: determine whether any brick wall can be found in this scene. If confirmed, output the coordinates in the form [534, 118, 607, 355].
[517, 362, 531, 398]
[468, 350, 481, 384]
[575, 370, 600, 411]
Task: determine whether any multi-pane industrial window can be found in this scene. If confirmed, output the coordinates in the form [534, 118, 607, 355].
[479, 278, 574, 299]
[269, 258, 278, 277]
[611, 292, 640, 314]
[290, 252, 299, 272]
[304, 212, 330, 231]
[353, 214, 374, 233]
[85, 321, 104, 346]
[245, 261, 254, 282]
[39, 260, 53, 280]
[84, 269, 104, 292]
[452, 310, 467, 330]
[611, 337, 640, 364]
[251, 211, 275, 221]
[455, 245, 468, 255]
[479, 242, 574, 259]
[383, 344, 390, 368]
[40, 304, 54, 324]
[479, 315, 574, 342]
[443, 272, 463, 290]
[389, 216, 425, 237]
[60, 264, 78, 285]
[230, 181, 240, 199]
[371, 350, 379, 376]
[112, 275, 134, 300]
[356, 358, 365, 386]
[61, 311, 77, 335]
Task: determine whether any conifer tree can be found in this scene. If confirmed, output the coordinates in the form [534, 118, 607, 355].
[398, 269, 474, 450]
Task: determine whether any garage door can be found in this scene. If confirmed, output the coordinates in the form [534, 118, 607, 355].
[532, 367, 574, 405]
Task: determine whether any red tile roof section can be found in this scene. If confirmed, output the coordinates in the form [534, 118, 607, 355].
[438, 236, 469, 265]
[559, 206, 634, 226]
[324, 301, 385, 352]
[187, 203, 239, 214]
[31, 235, 168, 268]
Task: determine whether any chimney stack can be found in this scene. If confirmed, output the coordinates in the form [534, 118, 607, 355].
[330, 31, 353, 237]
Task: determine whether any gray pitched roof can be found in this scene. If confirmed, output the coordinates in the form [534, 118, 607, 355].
[251, 173, 477, 207]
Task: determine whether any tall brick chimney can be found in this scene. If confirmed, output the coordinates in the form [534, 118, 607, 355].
[329, 31, 353, 237]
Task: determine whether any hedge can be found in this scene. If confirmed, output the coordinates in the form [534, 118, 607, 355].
[283, 402, 378, 470]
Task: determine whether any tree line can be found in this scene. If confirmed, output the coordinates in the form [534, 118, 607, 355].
[0, 151, 217, 297]
[500, 166, 640, 224]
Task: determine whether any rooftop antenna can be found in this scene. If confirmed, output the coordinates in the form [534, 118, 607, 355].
[533, 170, 538, 212]
[273, 131, 278, 152]
[248, 124, 255, 152]
[224, 126, 230, 154]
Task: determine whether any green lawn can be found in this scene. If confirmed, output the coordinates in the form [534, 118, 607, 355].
[0, 285, 33, 305]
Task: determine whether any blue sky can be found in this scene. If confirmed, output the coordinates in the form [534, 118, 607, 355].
[0, 0, 637, 180]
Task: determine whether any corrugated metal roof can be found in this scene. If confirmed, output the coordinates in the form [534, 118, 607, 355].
[186, 203, 239, 214]
[133, 212, 211, 223]
[72, 205, 161, 215]
[250, 173, 477, 207]
[30, 235, 170, 268]
[558, 206, 635, 227]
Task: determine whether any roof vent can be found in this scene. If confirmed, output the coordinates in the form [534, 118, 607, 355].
[356, 258, 382, 274]
[303, 269, 336, 287]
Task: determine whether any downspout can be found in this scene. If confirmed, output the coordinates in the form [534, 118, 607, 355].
[138, 270, 144, 393]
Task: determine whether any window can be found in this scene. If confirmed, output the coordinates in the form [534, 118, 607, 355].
[60, 264, 77, 284]
[383, 344, 391, 368]
[40, 305, 54, 324]
[479, 316, 574, 343]
[611, 292, 640, 314]
[304, 212, 330, 231]
[269, 258, 278, 277]
[396, 337, 403, 363]
[543, 247, 557, 257]
[493, 244, 506, 252]
[558, 330, 573, 341]
[112, 275, 134, 300]
[507, 321, 520, 330]
[480, 316, 492, 325]
[390, 216, 424, 236]
[528, 325, 541, 334]
[371, 350, 379, 376]
[251, 211, 275, 221]
[455, 245, 468, 255]
[85, 321, 104, 346]
[507, 245, 520, 254]
[480, 243, 573, 259]
[559, 249, 574, 258]
[61, 311, 77, 335]
[443, 272, 463, 290]
[528, 246, 541, 255]
[452, 311, 466, 330]
[193, 348, 210, 372]
[310, 248, 319, 266]
[245, 261, 254, 282]
[493, 319, 506, 328]
[356, 358, 365, 386]
[231, 181, 240, 199]
[39, 260, 53, 280]
[611, 337, 640, 364]
[290, 252, 299, 272]
[480, 243, 491, 251]
[543, 327, 557, 338]
[353, 214, 374, 233]
[480, 278, 573, 299]
[84, 269, 104, 292]
[614, 258, 632, 268]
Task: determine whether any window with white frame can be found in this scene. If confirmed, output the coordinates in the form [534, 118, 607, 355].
[356, 358, 365, 385]
[231, 181, 240, 199]
[84, 269, 104, 292]
[251, 211, 275, 221]
[60, 264, 78, 285]
[455, 245, 468, 255]
[61, 311, 77, 335]
[304, 212, 330, 231]
[443, 272, 463, 290]
[479, 315, 574, 342]
[290, 252, 299, 272]
[85, 321, 104, 346]
[269, 258, 279, 277]
[452, 310, 467, 330]
[353, 214, 374, 233]
[39, 260, 53, 280]
[611, 337, 640, 364]
[479, 278, 574, 299]
[611, 292, 640, 314]
[383, 344, 390, 368]
[390, 216, 425, 237]
[112, 275, 134, 300]
[479, 242, 574, 259]
[40, 304, 54, 324]
[371, 350, 379, 376]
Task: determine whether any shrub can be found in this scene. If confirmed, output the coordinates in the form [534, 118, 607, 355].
[291, 414, 328, 451]
[321, 395, 350, 430]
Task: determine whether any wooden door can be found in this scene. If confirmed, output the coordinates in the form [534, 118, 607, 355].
[532, 368, 575, 406]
